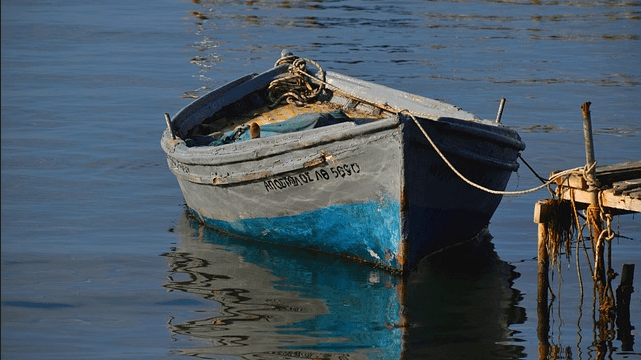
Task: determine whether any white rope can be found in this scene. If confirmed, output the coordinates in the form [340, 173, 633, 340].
[402, 110, 581, 196]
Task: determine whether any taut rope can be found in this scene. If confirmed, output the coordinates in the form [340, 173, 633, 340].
[401, 110, 583, 196]
[269, 54, 572, 197]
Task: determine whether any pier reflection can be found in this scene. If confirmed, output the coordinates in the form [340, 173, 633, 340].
[536, 244, 637, 360]
[163, 211, 526, 359]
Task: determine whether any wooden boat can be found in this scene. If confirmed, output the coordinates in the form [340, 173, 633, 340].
[161, 51, 526, 273]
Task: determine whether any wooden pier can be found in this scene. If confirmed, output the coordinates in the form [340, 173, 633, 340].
[533, 102, 638, 359]
[550, 160, 641, 215]
[534, 160, 641, 227]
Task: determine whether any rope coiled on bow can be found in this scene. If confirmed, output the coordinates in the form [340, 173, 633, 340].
[268, 55, 326, 107]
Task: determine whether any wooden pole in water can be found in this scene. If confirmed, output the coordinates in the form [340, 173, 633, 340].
[616, 263, 635, 351]
[534, 199, 551, 359]
[534, 200, 551, 304]
[534, 199, 553, 296]
[581, 101, 600, 216]
[581, 102, 605, 286]
[537, 220, 550, 360]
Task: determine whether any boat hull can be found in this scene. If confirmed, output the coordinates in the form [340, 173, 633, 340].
[165, 118, 518, 272]
[162, 61, 524, 272]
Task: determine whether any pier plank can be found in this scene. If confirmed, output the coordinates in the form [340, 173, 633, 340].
[551, 160, 641, 214]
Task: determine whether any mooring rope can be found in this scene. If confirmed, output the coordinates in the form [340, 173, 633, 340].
[270, 54, 575, 197]
[401, 110, 583, 196]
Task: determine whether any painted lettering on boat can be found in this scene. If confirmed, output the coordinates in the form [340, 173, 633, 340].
[264, 163, 361, 192]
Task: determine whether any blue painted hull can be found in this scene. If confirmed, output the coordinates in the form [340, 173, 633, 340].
[162, 54, 525, 272]
[196, 196, 402, 269]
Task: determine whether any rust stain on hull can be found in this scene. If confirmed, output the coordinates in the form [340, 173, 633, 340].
[396, 185, 410, 271]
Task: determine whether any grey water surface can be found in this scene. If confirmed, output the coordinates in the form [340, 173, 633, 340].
[2, 0, 640, 359]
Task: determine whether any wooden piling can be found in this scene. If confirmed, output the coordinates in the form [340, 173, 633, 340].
[537, 219, 550, 360]
[537, 220, 549, 303]
[581, 101, 601, 225]
[534, 199, 552, 359]
[581, 102, 599, 194]
[581, 102, 608, 294]
[616, 263, 635, 351]
[534, 199, 552, 299]
[581, 101, 601, 229]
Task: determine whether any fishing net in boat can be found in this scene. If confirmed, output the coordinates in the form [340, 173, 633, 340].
[185, 110, 350, 147]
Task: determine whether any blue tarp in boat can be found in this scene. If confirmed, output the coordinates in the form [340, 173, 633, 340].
[185, 110, 350, 147]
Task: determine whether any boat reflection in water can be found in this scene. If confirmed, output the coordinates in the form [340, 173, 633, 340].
[162, 211, 526, 359]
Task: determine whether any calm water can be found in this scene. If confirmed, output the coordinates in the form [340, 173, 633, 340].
[2, 0, 640, 359]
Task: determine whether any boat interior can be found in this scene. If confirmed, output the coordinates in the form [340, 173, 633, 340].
[183, 87, 391, 148]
